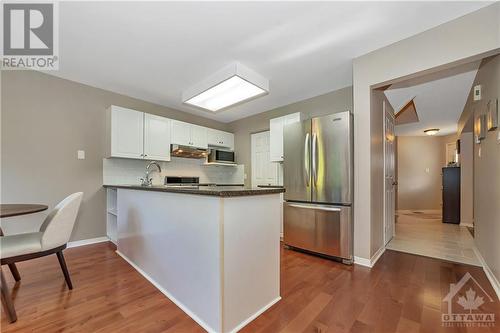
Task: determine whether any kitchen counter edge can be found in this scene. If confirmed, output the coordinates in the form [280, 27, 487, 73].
[103, 184, 285, 197]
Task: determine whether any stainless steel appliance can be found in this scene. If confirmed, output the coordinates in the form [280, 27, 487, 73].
[283, 111, 353, 263]
[170, 145, 208, 159]
[164, 176, 200, 189]
[207, 149, 235, 164]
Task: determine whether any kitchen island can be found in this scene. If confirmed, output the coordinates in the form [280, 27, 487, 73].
[104, 185, 284, 333]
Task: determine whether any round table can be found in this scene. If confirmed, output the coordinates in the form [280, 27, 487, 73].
[0, 204, 48, 218]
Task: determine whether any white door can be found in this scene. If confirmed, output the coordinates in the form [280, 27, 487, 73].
[383, 101, 396, 245]
[111, 106, 144, 159]
[144, 114, 171, 161]
[251, 131, 278, 186]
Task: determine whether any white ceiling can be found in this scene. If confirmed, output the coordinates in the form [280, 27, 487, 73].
[49, 1, 490, 123]
[385, 61, 480, 136]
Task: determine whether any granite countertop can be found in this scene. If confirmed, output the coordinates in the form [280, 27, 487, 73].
[103, 184, 285, 197]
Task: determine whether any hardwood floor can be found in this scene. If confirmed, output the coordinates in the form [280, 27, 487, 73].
[1, 242, 498, 332]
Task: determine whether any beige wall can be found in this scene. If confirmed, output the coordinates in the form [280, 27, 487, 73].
[353, 3, 499, 260]
[397, 136, 445, 211]
[227, 86, 352, 186]
[1, 71, 229, 241]
[460, 55, 500, 286]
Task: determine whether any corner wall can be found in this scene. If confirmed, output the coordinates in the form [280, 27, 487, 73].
[353, 3, 500, 260]
[460, 55, 500, 288]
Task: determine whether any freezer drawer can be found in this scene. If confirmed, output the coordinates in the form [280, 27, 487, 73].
[283, 202, 352, 260]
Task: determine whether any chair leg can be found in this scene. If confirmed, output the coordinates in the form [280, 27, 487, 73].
[56, 251, 73, 290]
[8, 264, 21, 282]
[1, 267, 17, 323]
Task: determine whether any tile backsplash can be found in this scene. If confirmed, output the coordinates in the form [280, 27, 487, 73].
[103, 157, 244, 186]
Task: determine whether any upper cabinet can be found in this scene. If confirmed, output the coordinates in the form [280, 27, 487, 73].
[108, 106, 144, 159]
[207, 128, 234, 150]
[269, 112, 302, 162]
[144, 113, 171, 161]
[171, 120, 208, 148]
[107, 106, 236, 162]
[107, 106, 171, 161]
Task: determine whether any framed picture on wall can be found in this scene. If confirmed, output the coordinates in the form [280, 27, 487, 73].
[487, 98, 498, 131]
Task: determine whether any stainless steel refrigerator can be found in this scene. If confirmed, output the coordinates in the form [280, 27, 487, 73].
[283, 111, 353, 263]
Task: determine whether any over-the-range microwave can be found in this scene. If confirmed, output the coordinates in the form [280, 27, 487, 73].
[207, 149, 235, 164]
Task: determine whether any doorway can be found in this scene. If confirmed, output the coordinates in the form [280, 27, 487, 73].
[380, 61, 482, 266]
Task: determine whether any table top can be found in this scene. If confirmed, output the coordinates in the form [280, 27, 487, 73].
[0, 204, 48, 218]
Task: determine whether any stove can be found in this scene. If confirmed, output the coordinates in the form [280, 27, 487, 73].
[164, 176, 200, 188]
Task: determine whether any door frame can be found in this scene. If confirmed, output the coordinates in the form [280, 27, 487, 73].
[383, 100, 396, 245]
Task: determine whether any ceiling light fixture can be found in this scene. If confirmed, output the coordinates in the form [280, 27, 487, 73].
[424, 128, 440, 136]
[183, 62, 269, 112]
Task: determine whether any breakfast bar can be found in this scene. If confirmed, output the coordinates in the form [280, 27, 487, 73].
[104, 185, 284, 333]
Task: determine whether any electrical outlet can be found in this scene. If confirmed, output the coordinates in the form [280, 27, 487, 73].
[425, 168, 430, 173]
[77, 150, 85, 160]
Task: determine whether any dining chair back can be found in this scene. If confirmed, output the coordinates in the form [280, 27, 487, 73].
[39, 192, 83, 251]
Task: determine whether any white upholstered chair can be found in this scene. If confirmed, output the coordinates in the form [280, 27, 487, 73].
[0, 192, 83, 323]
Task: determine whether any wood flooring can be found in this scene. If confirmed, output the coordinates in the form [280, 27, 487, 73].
[1, 242, 498, 332]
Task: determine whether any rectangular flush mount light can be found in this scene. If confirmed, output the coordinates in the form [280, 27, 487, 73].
[183, 62, 269, 112]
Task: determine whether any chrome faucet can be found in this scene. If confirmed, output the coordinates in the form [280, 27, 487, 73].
[140, 161, 162, 186]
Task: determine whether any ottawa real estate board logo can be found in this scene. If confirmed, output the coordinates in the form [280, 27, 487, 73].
[2, 2, 58, 70]
[442, 272, 496, 327]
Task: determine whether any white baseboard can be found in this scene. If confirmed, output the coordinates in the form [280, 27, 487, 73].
[354, 246, 386, 268]
[354, 256, 371, 267]
[370, 246, 386, 267]
[460, 223, 474, 228]
[227, 296, 281, 333]
[473, 246, 500, 301]
[67, 236, 109, 248]
[116, 250, 217, 333]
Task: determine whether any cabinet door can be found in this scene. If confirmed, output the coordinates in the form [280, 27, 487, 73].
[207, 128, 220, 146]
[221, 131, 234, 150]
[207, 129, 234, 150]
[171, 120, 191, 146]
[144, 114, 171, 161]
[269, 117, 284, 162]
[190, 125, 208, 148]
[111, 106, 144, 159]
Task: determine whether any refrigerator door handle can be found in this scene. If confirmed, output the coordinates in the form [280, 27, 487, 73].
[312, 133, 318, 185]
[287, 203, 341, 212]
[304, 133, 310, 186]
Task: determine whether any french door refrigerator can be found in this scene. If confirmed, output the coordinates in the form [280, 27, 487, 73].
[283, 111, 353, 263]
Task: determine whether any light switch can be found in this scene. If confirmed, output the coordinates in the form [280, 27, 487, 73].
[77, 150, 85, 160]
[425, 168, 430, 173]
[497, 131, 500, 144]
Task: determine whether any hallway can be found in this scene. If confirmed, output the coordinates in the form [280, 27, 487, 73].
[387, 210, 481, 266]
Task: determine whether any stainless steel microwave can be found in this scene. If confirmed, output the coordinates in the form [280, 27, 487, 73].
[207, 149, 235, 164]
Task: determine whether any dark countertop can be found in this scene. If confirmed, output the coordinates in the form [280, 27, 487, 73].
[103, 184, 285, 197]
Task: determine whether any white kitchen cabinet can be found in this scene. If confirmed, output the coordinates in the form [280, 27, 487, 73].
[269, 112, 301, 162]
[107, 106, 171, 161]
[144, 113, 171, 161]
[171, 120, 208, 148]
[207, 128, 235, 150]
[190, 125, 208, 148]
[108, 105, 144, 159]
